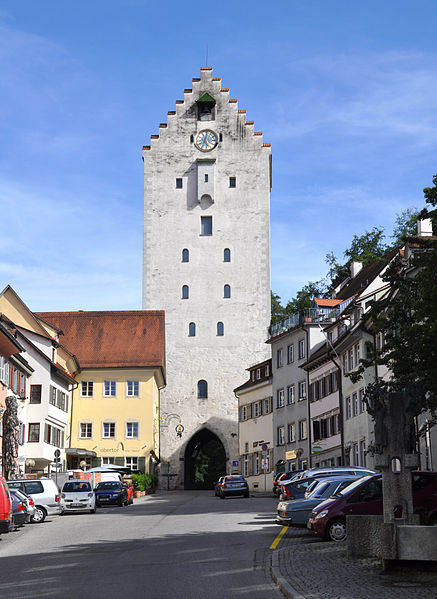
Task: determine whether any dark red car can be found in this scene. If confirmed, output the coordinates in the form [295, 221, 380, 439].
[308, 471, 437, 542]
[122, 482, 134, 505]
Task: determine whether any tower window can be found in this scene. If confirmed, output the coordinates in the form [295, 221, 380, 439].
[190, 135, 194, 143]
[223, 248, 231, 262]
[224, 284, 231, 299]
[176, 178, 183, 189]
[217, 322, 224, 336]
[189, 322, 196, 337]
[229, 177, 236, 188]
[197, 380, 208, 398]
[219, 133, 223, 142]
[182, 248, 189, 262]
[182, 285, 189, 300]
[201, 216, 212, 235]
[204, 174, 208, 182]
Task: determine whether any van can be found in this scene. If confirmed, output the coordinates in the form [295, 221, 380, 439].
[8, 478, 61, 523]
[0, 477, 13, 534]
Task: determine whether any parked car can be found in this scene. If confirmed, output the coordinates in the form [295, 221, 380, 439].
[276, 476, 362, 526]
[219, 475, 249, 499]
[10, 489, 30, 527]
[279, 467, 375, 501]
[61, 480, 96, 514]
[294, 466, 374, 481]
[308, 471, 437, 542]
[7, 478, 62, 523]
[95, 481, 128, 507]
[273, 471, 301, 496]
[214, 477, 225, 496]
[0, 477, 13, 534]
[10, 488, 35, 522]
[122, 481, 134, 505]
[279, 477, 324, 502]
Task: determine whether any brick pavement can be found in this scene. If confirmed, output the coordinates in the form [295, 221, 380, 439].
[270, 525, 437, 599]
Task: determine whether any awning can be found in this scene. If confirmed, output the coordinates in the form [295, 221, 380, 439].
[66, 448, 97, 458]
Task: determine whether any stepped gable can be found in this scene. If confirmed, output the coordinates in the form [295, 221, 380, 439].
[142, 66, 269, 153]
[34, 310, 165, 371]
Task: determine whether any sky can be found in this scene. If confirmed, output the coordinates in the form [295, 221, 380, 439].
[1, 0, 437, 311]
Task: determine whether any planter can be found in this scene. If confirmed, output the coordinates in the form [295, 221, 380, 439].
[133, 491, 142, 498]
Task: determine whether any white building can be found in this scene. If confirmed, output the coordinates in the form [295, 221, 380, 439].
[235, 359, 273, 492]
[142, 67, 271, 489]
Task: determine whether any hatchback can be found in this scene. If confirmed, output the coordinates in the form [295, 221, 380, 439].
[95, 481, 128, 507]
[7, 478, 61, 523]
[10, 490, 30, 527]
[308, 471, 437, 542]
[219, 475, 249, 499]
[61, 480, 96, 514]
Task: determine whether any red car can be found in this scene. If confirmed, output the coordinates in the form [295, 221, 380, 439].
[308, 471, 437, 542]
[122, 482, 134, 505]
[0, 477, 13, 534]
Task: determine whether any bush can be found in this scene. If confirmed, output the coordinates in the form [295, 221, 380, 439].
[131, 473, 158, 491]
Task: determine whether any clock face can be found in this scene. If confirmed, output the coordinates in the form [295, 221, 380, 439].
[195, 129, 217, 151]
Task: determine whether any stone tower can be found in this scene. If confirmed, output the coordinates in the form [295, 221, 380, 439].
[142, 67, 271, 489]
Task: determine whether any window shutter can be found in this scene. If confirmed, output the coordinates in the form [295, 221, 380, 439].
[44, 423, 49, 443]
[61, 430, 65, 449]
[308, 383, 313, 402]
[313, 420, 320, 441]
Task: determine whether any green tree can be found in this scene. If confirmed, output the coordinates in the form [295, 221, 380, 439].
[284, 280, 327, 315]
[391, 207, 420, 247]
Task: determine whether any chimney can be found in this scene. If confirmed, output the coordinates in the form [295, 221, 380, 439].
[417, 218, 433, 237]
[350, 261, 363, 278]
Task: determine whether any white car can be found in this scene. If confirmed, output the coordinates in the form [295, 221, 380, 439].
[61, 480, 96, 514]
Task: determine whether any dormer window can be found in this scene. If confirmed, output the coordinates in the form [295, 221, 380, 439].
[196, 92, 216, 121]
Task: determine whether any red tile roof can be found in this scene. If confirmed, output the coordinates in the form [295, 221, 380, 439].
[34, 310, 165, 371]
[313, 298, 343, 307]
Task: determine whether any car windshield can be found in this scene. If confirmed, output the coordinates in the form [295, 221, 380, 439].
[97, 482, 121, 490]
[308, 481, 331, 498]
[225, 476, 244, 481]
[337, 474, 375, 496]
[63, 481, 92, 492]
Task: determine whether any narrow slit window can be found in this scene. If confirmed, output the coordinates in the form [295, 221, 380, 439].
[198, 380, 208, 398]
[182, 285, 189, 299]
[224, 248, 231, 262]
[189, 322, 196, 337]
[182, 248, 189, 262]
[224, 284, 231, 299]
[176, 178, 183, 189]
[217, 322, 224, 336]
[201, 216, 212, 235]
[219, 133, 223, 142]
[229, 177, 236, 188]
[204, 174, 208, 182]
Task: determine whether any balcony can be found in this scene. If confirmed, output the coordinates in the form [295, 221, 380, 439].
[268, 308, 340, 339]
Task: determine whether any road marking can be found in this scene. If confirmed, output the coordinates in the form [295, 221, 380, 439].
[270, 526, 287, 550]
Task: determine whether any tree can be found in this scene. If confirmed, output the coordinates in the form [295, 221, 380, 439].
[391, 207, 420, 247]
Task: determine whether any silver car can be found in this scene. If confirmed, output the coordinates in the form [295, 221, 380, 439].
[61, 480, 96, 514]
[8, 478, 62, 523]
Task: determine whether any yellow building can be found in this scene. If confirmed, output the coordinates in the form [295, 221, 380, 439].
[35, 310, 166, 473]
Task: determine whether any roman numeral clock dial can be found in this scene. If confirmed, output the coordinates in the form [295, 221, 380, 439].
[195, 129, 217, 151]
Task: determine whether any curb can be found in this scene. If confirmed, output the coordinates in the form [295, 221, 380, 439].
[270, 550, 306, 599]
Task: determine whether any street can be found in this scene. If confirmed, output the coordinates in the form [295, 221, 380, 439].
[0, 492, 283, 599]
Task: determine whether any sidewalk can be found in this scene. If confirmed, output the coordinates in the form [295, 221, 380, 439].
[269, 526, 437, 599]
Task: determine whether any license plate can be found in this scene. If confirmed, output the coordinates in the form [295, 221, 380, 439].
[72, 503, 82, 507]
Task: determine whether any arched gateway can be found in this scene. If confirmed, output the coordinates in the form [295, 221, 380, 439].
[184, 429, 226, 490]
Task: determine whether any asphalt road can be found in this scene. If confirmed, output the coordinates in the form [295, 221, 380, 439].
[0, 491, 284, 599]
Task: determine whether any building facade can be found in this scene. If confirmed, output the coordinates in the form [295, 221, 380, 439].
[142, 67, 271, 488]
[235, 359, 273, 492]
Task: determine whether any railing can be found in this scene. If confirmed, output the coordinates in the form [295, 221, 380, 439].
[268, 307, 341, 339]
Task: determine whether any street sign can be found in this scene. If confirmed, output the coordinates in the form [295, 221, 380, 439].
[232, 460, 239, 468]
[54, 449, 61, 459]
[261, 459, 269, 470]
[312, 445, 323, 454]
[261, 444, 268, 451]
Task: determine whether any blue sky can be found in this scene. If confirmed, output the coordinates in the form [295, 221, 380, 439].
[1, 1, 437, 311]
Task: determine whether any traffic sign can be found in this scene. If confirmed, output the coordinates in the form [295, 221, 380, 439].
[261, 459, 269, 470]
[54, 449, 61, 460]
[261, 444, 268, 451]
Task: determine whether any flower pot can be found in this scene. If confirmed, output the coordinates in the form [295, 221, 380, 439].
[133, 491, 142, 498]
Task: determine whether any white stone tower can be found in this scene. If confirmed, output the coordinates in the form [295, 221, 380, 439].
[142, 67, 271, 489]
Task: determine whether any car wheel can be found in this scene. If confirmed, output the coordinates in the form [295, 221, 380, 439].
[118, 497, 124, 507]
[429, 514, 437, 526]
[244, 493, 249, 498]
[327, 518, 346, 542]
[31, 506, 46, 523]
[90, 507, 96, 514]
[220, 493, 226, 499]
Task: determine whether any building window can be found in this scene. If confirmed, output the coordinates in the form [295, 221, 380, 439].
[201, 216, 212, 235]
[44, 423, 64, 448]
[229, 176, 236, 188]
[81, 381, 94, 397]
[352, 392, 358, 417]
[243, 454, 249, 476]
[182, 285, 189, 299]
[287, 385, 295, 405]
[298, 381, 306, 401]
[354, 343, 360, 367]
[176, 178, 183, 188]
[298, 339, 305, 360]
[102, 457, 115, 466]
[277, 426, 285, 445]
[29, 385, 42, 404]
[197, 380, 208, 399]
[276, 348, 283, 368]
[287, 423, 296, 443]
[188, 322, 196, 337]
[204, 174, 208, 183]
[265, 364, 270, 376]
[252, 452, 260, 475]
[49, 385, 56, 406]
[126, 422, 139, 438]
[252, 402, 260, 418]
[240, 406, 247, 421]
[217, 322, 224, 336]
[262, 397, 272, 414]
[28, 423, 40, 443]
[125, 456, 139, 471]
[276, 388, 285, 408]
[79, 422, 93, 438]
[345, 396, 352, 419]
[256, 368, 261, 380]
[126, 381, 139, 397]
[224, 248, 231, 262]
[224, 284, 231, 298]
[353, 442, 359, 466]
[102, 422, 116, 438]
[104, 381, 116, 397]
[298, 420, 308, 440]
[287, 344, 294, 364]
[331, 371, 338, 392]
[182, 248, 189, 262]
[360, 440, 367, 467]
[359, 388, 365, 413]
